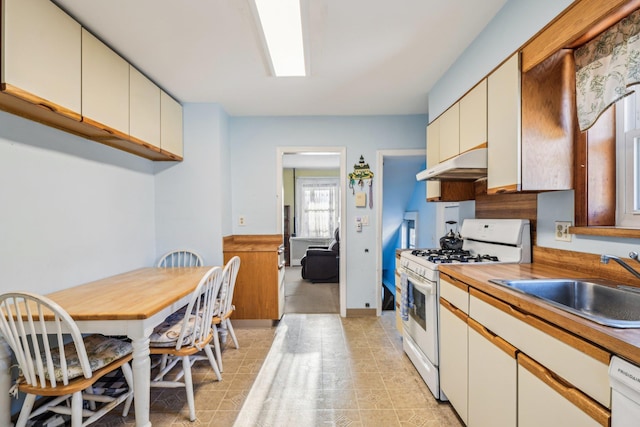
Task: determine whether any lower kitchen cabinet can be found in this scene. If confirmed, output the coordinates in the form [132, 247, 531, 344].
[518, 353, 610, 427]
[438, 272, 612, 427]
[440, 300, 468, 424]
[440, 276, 471, 425]
[223, 235, 285, 320]
[468, 318, 517, 427]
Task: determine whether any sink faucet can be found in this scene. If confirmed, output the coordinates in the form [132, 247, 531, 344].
[600, 253, 640, 280]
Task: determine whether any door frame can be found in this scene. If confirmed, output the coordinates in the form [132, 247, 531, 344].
[276, 146, 347, 317]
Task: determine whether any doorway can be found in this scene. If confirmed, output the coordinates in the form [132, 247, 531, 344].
[376, 149, 427, 315]
[276, 147, 346, 316]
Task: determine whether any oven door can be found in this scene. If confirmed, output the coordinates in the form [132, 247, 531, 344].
[402, 271, 439, 365]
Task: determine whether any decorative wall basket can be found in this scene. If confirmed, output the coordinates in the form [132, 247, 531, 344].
[348, 155, 374, 208]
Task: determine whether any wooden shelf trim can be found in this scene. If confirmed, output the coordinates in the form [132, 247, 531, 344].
[521, 0, 639, 72]
[570, 226, 640, 239]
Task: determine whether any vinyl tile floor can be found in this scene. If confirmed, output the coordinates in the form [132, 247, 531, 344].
[95, 312, 463, 427]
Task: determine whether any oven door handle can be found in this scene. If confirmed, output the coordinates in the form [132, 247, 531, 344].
[409, 277, 435, 295]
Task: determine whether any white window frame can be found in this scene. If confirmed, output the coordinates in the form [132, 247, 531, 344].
[616, 91, 640, 227]
[295, 177, 340, 238]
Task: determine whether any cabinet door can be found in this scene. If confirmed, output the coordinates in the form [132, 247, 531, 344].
[2, 0, 81, 118]
[439, 103, 460, 162]
[487, 53, 521, 193]
[130, 66, 160, 149]
[426, 120, 441, 200]
[468, 319, 517, 427]
[439, 299, 468, 424]
[518, 354, 610, 427]
[460, 79, 487, 153]
[224, 250, 280, 319]
[160, 91, 184, 158]
[469, 290, 611, 408]
[81, 29, 129, 136]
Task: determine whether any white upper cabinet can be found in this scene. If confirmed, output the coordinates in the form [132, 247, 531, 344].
[487, 53, 521, 193]
[160, 91, 184, 158]
[2, 0, 81, 118]
[460, 79, 487, 153]
[130, 65, 160, 149]
[81, 28, 129, 136]
[426, 120, 441, 200]
[439, 103, 460, 162]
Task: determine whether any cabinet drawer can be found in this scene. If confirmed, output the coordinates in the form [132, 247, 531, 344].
[518, 354, 610, 427]
[469, 289, 611, 408]
[440, 275, 468, 314]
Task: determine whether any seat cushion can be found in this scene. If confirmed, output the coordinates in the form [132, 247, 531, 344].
[149, 309, 202, 348]
[42, 334, 132, 382]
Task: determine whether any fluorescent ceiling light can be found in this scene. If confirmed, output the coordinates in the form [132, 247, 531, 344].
[254, 0, 306, 77]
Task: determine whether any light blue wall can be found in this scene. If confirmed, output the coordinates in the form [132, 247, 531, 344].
[0, 111, 155, 294]
[229, 115, 427, 308]
[536, 191, 640, 256]
[429, 0, 573, 119]
[154, 103, 231, 266]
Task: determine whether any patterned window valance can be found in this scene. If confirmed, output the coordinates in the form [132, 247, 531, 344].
[575, 8, 640, 131]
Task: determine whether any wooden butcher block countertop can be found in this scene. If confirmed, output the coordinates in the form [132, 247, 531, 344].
[439, 262, 640, 367]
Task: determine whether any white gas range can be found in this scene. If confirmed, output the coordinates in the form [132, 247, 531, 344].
[399, 218, 531, 400]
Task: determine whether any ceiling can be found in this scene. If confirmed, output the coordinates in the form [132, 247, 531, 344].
[53, 0, 508, 117]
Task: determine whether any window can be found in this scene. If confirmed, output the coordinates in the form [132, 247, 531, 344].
[401, 212, 418, 249]
[616, 91, 640, 227]
[295, 177, 340, 237]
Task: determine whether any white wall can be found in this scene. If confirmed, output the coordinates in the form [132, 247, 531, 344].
[0, 111, 155, 294]
[229, 114, 427, 309]
[154, 103, 231, 266]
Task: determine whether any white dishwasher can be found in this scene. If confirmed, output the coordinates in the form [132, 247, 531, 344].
[610, 356, 640, 427]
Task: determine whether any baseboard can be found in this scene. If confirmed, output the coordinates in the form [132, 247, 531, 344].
[346, 308, 377, 317]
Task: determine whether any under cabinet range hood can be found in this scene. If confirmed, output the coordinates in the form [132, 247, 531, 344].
[416, 148, 487, 181]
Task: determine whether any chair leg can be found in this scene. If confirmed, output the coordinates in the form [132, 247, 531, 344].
[226, 319, 239, 349]
[219, 322, 228, 346]
[204, 344, 222, 381]
[15, 394, 36, 427]
[212, 324, 223, 372]
[71, 391, 83, 427]
[182, 356, 196, 422]
[120, 363, 135, 417]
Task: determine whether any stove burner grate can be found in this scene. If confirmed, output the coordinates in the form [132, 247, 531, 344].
[410, 249, 499, 263]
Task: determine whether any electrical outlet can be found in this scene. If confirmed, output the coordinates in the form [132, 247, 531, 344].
[555, 221, 572, 242]
[238, 216, 246, 226]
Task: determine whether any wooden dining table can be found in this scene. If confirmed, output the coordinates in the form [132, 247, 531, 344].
[0, 266, 213, 427]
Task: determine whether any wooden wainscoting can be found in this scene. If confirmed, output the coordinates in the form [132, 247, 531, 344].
[533, 246, 640, 288]
[475, 192, 538, 245]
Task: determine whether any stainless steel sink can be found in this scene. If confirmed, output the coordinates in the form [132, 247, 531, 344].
[488, 278, 640, 328]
